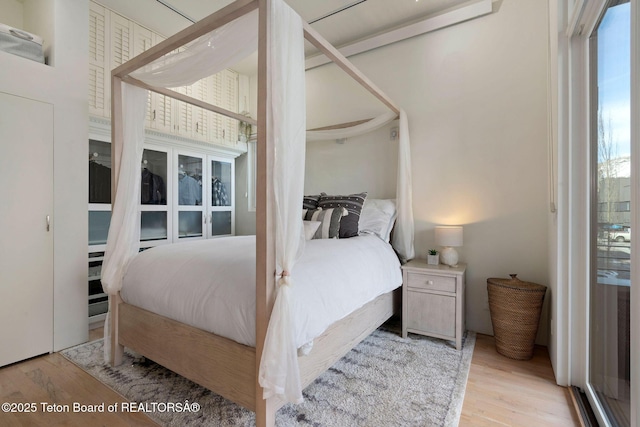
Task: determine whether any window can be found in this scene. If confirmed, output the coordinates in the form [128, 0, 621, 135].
[589, 2, 631, 425]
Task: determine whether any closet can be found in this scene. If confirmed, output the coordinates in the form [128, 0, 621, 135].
[0, 92, 54, 366]
[88, 121, 239, 326]
[175, 152, 234, 239]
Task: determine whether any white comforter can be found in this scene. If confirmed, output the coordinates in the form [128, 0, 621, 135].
[120, 235, 402, 349]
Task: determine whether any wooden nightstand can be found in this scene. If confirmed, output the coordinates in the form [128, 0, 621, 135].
[402, 260, 466, 350]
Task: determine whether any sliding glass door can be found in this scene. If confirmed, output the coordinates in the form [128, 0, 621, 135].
[589, 1, 631, 425]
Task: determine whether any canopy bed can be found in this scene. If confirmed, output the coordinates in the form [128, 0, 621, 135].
[100, 0, 414, 426]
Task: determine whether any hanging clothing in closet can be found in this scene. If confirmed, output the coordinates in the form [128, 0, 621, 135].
[141, 168, 166, 204]
[212, 177, 229, 206]
[89, 160, 111, 203]
[179, 173, 202, 205]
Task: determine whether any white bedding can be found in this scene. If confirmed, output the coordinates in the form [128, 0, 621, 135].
[120, 235, 402, 349]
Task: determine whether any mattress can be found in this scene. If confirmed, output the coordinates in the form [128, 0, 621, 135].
[120, 235, 402, 349]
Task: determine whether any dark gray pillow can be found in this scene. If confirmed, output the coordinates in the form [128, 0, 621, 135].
[302, 194, 321, 210]
[318, 192, 367, 238]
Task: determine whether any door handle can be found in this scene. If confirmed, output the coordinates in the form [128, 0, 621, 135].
[46, 215, 50, 232]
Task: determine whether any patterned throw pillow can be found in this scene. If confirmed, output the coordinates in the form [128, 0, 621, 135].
[318, 192, 367, 238]
[304, 207, 348, 239]
[302, 194, 321, 210]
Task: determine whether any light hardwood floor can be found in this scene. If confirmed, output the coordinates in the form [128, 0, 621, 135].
[0, 329, 579, 426]
[460, 334, 581, 426]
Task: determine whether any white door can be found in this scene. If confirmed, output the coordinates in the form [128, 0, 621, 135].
[0, 92, 54, 367]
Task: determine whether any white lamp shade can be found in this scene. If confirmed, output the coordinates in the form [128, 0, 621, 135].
[435, 226, 463, 247]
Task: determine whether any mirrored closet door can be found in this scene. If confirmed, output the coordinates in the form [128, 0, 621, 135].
[173, 153, 235, 241]
[88, 139, 112, 247]
[141, 146, 169, 243]
[208, 158, 234, 237]
[176, 153, 205, 240]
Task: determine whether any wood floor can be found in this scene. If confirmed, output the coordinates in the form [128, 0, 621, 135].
[0, 330, 579, 426]
[460, 334, 580, 426]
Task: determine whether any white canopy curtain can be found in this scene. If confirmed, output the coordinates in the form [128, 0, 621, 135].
[129, 10, 258, 87]
[393, 109, 415, 262]
[257, 0, 306, 403]
[101, 82, 148, 361]
[305, 110, 396, 141]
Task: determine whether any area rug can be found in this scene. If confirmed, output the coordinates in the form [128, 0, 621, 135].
[61, 323, 475, 427]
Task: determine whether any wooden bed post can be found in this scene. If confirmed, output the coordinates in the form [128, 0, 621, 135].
[109, 75, 125, 367]
[255, 0, 277, 425]
[108, 294, 124, 366]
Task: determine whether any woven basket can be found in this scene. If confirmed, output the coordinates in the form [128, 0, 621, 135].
[487, 274, 546, 360]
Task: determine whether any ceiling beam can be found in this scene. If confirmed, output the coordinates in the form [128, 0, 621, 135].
[305, 0, 493, 70]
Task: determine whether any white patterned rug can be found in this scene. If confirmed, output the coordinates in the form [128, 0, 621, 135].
[61, 323, 475, 427]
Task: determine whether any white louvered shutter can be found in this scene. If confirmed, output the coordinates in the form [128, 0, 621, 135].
[132, 23, 154, 127]
[109, 12, 133, 71]
[222, 70, 239, 145]
[209, 72, 225, 143]
[191, 78, 209, 141]
[88, 2, 108, 117]
[174, 84, 194, 137]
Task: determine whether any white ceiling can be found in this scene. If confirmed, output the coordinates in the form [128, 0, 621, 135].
[98, 0, 473, 62]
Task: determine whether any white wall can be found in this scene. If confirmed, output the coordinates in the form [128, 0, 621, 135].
[0, 0, 23, 28]
[547, 0, 564, 383]
[304, 124, 398, 198]
[0, 0, 89, 350]
[23, 0, 55, 62]
[304, 0, 550, 342]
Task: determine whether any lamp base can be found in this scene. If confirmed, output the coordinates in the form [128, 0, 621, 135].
[440, 247, 459, 267]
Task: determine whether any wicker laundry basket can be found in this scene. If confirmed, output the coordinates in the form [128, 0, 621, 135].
[487, 274, 546, 360]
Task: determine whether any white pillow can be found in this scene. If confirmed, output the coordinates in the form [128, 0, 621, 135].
[358, 199, 397, 242]
[303, 220, 321, 240]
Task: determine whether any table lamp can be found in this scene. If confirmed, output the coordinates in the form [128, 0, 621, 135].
[435, 226, 463, 267]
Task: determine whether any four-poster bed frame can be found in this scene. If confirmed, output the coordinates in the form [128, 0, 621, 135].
[108, 0, 402, 425]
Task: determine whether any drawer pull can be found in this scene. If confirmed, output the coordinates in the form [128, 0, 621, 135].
[427, 280, 434, 285]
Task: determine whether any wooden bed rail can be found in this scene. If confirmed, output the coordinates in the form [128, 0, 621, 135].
[121, 75, 258, 126]
[302, 22, 401, 116]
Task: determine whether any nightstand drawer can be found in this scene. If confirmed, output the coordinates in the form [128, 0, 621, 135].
[406, 272, 456, 293]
